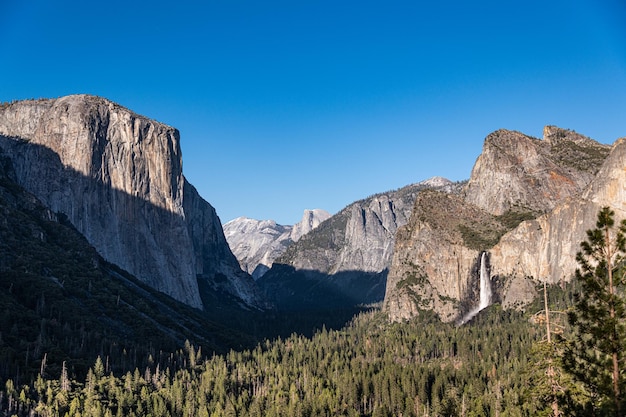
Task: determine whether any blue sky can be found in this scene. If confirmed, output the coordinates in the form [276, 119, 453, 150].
[1, 1, 625, 225]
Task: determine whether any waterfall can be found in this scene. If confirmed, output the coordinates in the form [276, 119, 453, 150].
[459, 251, 492, 324]
[478, 251, 492, 310]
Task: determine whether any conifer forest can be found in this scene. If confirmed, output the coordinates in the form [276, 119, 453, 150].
[1, 207, 625, 417]
[0, 284, 596, 417]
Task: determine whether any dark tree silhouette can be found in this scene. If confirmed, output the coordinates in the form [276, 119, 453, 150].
[565, 206, 626, 416]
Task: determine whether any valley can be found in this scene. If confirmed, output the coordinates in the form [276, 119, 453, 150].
[0, 95, 625, 416]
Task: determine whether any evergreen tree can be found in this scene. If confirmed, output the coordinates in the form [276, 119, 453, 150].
[94, 356, 105, 380]
[525, 283, 565, 416]
[565, 206, 626, 416]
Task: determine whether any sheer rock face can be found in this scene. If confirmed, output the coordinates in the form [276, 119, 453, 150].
[384, 183, 497, 322]
[223, 209, 331, 280]
[384, 191, 489, 322]
[290, 209, 331, 242]
[278, 178, 460, 276]
[0, 95, 264, 309]
[491, 137, 626, 308]
[257, 178, 461, 309]
[464, 127, 610, 215]
[385, 127, 616, 323]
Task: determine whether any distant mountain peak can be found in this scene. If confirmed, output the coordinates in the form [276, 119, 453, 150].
[418, 176, 453, 188]
[224, 208, 330, 280]
[290, 209, 331, 242]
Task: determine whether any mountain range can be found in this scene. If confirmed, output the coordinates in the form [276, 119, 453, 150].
[1, 94, 624, 378]
[231, 125, 621, 323]
[223, 209, 331, 280]
[256, 177, 462, 310]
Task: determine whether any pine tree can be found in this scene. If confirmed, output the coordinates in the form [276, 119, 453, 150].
[524, 282, 572, 416]
[565, 206, 626, 416]
[94, 356, 105, 380]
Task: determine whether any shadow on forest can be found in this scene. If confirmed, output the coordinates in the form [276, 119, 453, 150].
[250, 263, 387, 338]
[0, 134, 381, 381]
[0, 140, 252, 382]
[258, 264, 387, 311]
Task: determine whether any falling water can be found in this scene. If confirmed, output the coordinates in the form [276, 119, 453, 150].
[459, 251, 492, 324]
[478, 251, 492, 310]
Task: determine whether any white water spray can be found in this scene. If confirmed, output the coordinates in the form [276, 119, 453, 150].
[459, 252, 492, 324]
[478, 251, 492, 310]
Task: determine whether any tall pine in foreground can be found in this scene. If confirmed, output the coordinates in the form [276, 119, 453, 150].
[525, 282, 568, 417]
[565, 206, 626, 416]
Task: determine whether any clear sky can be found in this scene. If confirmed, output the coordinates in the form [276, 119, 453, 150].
[1, 1, 625, 225]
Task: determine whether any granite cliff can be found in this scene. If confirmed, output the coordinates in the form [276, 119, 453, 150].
[385, 127, 614, 322]
[224, 209, 331, 280]
[0, 95, 265, 310]
[0, 146, 252, 373]
[384, 190, 508, 322]
[290, 208, 332, 241]
[464, 126, 609, 215]
[258, 178, 462, 310]
[491, 136, 626, 309]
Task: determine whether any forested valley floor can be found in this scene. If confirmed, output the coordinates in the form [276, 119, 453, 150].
[0, 284, 575, 417]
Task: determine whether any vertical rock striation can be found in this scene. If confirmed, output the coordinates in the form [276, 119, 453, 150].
[490, 137, 626, 308]
[289, 209, 331, 242]
[278, 178, 460, 276]
[385, 127, 615, 322]
[0, 95, 264, 309]
[259, 178, 462, 310]
[384, 190, 503, 322]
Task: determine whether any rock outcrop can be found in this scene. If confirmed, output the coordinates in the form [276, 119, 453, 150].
[290, 209, 331, 242]
[385, 127, 615, 322]
[491, 136, 626, 309]
[464, 127, 610, 215]
[279, 178, 459, 275]
[259, 178, 462, 310]
[0, 95, 265, 310]
[223, 209, 331, 280]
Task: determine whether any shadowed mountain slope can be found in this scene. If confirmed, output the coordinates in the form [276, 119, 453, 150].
[0, 95, 265, 311]
[0, 147, 254, 381]
[258, 178, 462, 311]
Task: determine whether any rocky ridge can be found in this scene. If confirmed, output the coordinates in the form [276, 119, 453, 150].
[0, 95, 264, 310]
[258, 178, 463, 309]
[491, 136, 626, 309]
[277, 177, 460, 275]
[223, 209, 331, 280]
[385, 127, 614, 322]
[464, 126, 609, 215]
